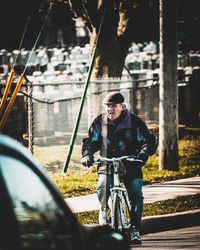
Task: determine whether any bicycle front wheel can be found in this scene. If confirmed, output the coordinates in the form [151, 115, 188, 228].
[111, 191, 130, 231]
[112, 192, 122, 230]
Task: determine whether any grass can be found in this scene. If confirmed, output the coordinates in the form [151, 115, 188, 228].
[53, 172, 98, 197]
[34, 131, 200, 224]
[76, 194, 200, 224]
[48, 136, 200, 197]
[34, 135, 200, 197]
[34, 144, 85, 174]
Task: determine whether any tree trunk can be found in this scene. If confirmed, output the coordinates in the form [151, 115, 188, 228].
[90, 32, 130, 78]
[66, 0, 159, 78]
[159, 0, 179, 171]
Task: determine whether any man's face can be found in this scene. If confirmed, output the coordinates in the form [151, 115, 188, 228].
[105, 103, 124, 121]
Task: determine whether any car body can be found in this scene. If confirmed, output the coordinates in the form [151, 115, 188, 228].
[0, 134, 129, 250]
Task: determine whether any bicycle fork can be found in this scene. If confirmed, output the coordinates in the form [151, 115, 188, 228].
[110, 187, 131, 230]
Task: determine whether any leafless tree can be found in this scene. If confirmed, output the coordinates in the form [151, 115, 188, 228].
[66, 0, 158, 78]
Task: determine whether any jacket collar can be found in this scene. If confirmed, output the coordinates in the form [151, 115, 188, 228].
[102, 109, 132, 129]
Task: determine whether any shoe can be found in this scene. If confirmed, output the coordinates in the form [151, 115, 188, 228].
[129, 227, 141, 245]
[98, 209, 110, 225]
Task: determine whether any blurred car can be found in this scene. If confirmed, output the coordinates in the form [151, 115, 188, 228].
[0, 134, 129, 250]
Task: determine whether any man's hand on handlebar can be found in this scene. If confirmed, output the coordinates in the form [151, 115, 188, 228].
[137, 152, 149, 163]
[81, 155, 94, 167]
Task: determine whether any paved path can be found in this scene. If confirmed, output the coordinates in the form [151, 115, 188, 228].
[130, 225, 200, 249]
[65, 176, 200, 213]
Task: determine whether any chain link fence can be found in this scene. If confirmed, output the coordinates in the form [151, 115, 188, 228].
[0, 73, 199, 174]
[1, 40, 200, 174]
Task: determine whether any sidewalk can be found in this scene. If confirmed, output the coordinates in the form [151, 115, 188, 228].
[65, 176, 200, 213]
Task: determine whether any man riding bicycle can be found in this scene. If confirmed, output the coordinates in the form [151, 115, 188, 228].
[81, 92, 158, 244]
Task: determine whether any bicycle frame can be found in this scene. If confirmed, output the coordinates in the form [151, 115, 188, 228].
[110, 159, 130, 231]
[96, 156, 143, 232]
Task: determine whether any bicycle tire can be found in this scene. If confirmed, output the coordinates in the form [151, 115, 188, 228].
[112, 192, 122, 230]
[122, 191, 131, 228]
[111, 191, 131, 231]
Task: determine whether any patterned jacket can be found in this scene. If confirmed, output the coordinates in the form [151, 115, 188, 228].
[82, 109, 158, 179]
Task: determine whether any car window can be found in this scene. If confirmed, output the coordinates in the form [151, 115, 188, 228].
[0, 155, 76, 250]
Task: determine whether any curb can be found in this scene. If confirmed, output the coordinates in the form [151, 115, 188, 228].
[141, 209, 200, 235]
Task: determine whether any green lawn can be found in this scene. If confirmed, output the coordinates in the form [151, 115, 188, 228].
[34, 134, 200, 198]
[76, 194, 200, 224]
[51, 136, 200, 197]
[34, 132, 200, 225]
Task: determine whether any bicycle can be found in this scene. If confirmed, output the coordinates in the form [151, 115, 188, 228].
[95, 156, 143, 235]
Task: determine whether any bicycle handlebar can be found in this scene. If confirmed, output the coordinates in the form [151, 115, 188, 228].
[96, 155, 143, 163]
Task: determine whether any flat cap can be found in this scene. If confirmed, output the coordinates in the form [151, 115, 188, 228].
[102, 92, 125, 104]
